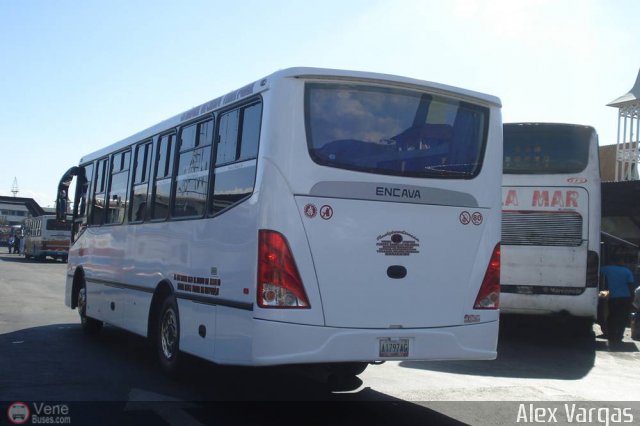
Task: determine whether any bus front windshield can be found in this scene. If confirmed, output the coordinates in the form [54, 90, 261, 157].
[503, 124, 592, 174]
[305, 83, 489, 179]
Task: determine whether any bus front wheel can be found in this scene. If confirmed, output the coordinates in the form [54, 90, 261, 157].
[77, 281, 103, 335]
[156, 296, 181, 375]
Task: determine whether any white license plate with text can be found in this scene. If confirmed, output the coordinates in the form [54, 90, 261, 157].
[379, 338, 409, 357]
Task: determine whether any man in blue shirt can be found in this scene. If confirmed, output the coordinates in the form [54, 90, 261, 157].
[601, 255, 636, 345]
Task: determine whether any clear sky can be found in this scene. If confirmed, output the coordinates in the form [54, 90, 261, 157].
[1, 0, 639, 207]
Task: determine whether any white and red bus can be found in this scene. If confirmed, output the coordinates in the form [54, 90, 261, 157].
[23, 215, 71, 262]
[56, 67, 502, 376]
[501, 123, 601, 333]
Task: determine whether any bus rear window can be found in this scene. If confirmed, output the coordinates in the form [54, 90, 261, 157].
[503, 124, 592, 174]
[305, 83, 488, 179]
[46, 219, 71, 231]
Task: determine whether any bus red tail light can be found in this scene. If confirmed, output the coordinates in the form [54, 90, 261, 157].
[585, 250, 599, 288]
[473, 244, 500, 310]
[258, 230, 310, 309]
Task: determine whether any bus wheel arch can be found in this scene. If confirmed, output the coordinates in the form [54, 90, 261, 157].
[72, 268, 103, 335]
[148, 281, 181, 375]
[71, 267, 86, 309]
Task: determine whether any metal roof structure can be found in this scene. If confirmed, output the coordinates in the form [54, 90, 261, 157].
[607, 69, 640, 107]
[607, 69, 640, 181]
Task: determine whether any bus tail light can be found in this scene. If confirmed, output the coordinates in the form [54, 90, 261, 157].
[586, 250, 599, 288]
[473, 244, 500, 309]
[258, 230, 310, 309]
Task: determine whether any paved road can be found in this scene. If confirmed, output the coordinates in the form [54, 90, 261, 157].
[1, 253, 639, 425]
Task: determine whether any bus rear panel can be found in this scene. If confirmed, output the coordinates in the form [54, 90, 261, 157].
[227, 72, 502, 364]
[501, 123, 601, 320]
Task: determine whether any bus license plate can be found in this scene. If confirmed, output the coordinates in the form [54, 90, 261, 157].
[379, 338, 409, 357]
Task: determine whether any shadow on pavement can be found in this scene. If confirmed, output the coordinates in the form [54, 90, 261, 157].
[400, 315, 597, 380]
[0, 253, 64, 264]
[0, 324, 463, 425]
[0, 254, 32, 264]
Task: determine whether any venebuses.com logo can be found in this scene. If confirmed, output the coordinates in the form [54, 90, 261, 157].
[7, 402, 71, 424]
[7, 402, 30, 425]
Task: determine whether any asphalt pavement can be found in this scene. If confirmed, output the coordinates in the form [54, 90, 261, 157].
[1, 252, 639, 425]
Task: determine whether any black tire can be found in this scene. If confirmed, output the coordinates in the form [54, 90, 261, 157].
[77, 279, 103, 335]
[156, 296, 180, 375]
[572, 317, 594, 338]
[631, 313, 640, 341]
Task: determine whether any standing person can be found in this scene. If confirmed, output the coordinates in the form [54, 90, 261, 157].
[600, 255, 636, 346]
[12, 234, 20, 256]
[8, 235, 14, 254]
[19, 230, 25, 255]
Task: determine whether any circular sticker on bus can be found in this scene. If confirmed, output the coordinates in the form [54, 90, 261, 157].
[459, 211, 471, 225]
[320, 205, 333, 220]
[304, 204, 317, 219]
[472, 212, 483, 226]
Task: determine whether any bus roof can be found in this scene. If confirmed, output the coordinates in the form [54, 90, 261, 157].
[80, 67, 502, 164]
[504, 122, 596, 132]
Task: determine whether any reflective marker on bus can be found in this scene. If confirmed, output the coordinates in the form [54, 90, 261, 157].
[55, 67, 503, 377]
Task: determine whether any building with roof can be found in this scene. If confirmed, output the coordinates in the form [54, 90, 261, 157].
[0, 196, 46, 226]
[599, 144, 617, 182]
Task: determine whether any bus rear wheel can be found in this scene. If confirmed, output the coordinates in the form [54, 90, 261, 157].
[77, 281, 103, 335]
[156, 296, 180, 375]
[572, 317, 594, 338]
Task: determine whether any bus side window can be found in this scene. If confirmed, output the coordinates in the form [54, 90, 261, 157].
[210, 101, 262, 215]
[73, 163, 94, 239]
[151, 134, 176, 220]
[106, 150, 131, 225]
[238, 103, 261, 161]
[78, 164, 93, 218]
[216, 109, 240, 165]
[173, 119, 213, 218]
[130, 141, 153, 222]
[90, 158, 109, 226]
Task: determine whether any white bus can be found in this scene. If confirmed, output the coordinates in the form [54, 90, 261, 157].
[501, 123, 601, 333]
[56, 67, 502, 376]
[23, 215, 71, 261]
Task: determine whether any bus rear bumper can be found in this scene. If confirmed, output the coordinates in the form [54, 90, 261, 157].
[500, 288, 598, 318]
[41, 250, 68, 258]
[215, 318, 498, 366]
